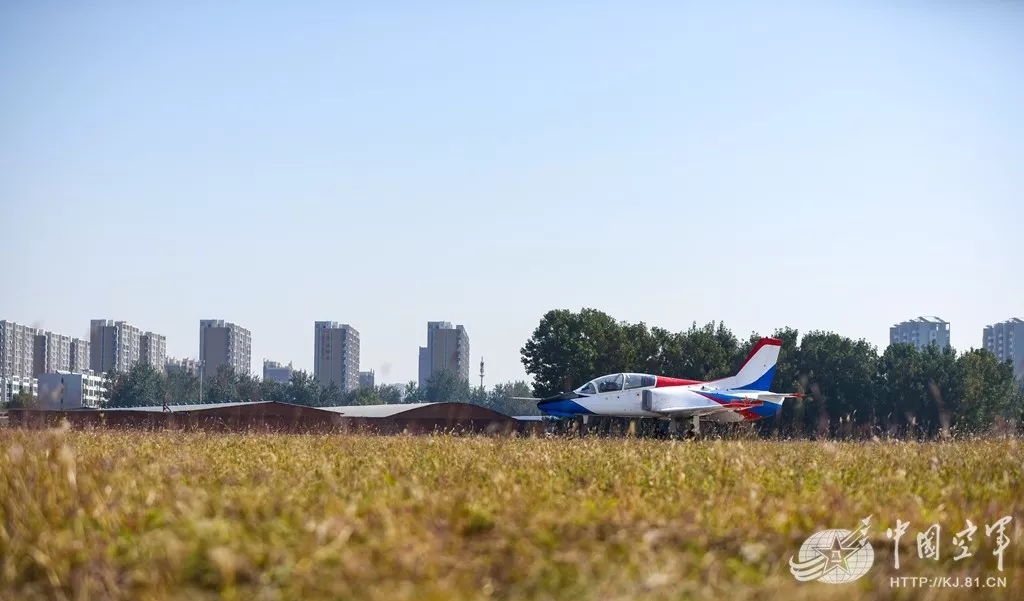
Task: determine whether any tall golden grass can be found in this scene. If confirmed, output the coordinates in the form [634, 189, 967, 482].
[1, 428, 1021, 600]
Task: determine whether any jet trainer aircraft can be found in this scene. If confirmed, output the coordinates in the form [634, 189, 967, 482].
[528, 337, 804, 434]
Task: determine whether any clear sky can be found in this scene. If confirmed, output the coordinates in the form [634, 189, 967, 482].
[2, 1, 1022, 387]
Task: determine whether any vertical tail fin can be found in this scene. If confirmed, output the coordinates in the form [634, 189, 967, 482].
[710, 337, 782, 391]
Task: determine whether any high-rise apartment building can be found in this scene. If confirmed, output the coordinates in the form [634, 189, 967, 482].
[359, 370, 375, 388]
[31, 331, 91, 377]
[69, 338, 90, 374]
[0, 376, 38, 406]
[199, 320, 252, 377]
[313, 322, 359, 392]
[889, 317, 950, 351]
[89, 320, 142, 375]
[983, 318, 1024, 379]
[140, 331, 167, 372]
[418, 321, 470, 386]
[33, 331, 71, 376]
[0, 320, 37, 379]
[263, 360, 294, 384]
[166, 357, 200, 376]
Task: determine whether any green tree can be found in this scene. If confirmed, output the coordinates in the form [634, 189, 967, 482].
[404, 381, 422, 402]
[101, 369, 121, 405]
[375, 384, 403, 404]
[646, 326, 687, 378]
[317, 382, 344, 407]
[487, 381, 539, 416]
[620, 322, 660, 373]
[422, 369, 470, 403]
[343, 386, 382, 406]
[676, 321, 736, 380]
[165, 370, 200, 405]
[875, 343, 925, 435]
[793, 332, 878, 437]
[341, 383, 406, 405]
[8, 386, 36, 409]
[105, 362, 167, 408]
[287, 370, 320, 406]
[259, 378, 289, 404]
[521, 309, 602, 398]
[953, 349, 1018, 435]
[581, 308, 635, 376]
[201, 364, 242, 404]
[235, 372, 261, 403]
[916, 344, 960, 436]
[468, 385, 488, 406]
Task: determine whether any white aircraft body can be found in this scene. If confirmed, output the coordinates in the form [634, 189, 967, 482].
[531, 337, 804, 432]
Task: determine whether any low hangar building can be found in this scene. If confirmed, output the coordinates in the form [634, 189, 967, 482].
[6, 401, 543, 435]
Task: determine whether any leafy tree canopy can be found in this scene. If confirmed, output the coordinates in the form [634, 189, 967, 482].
[520, 307, 1024, 437]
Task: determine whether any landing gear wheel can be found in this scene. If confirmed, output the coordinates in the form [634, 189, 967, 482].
[691, 415, 701, 436]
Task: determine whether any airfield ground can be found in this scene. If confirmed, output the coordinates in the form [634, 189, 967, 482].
[1, 429, 1021, 600]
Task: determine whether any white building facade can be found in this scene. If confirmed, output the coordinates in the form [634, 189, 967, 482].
[36, 372, 107, 409]
[0, 375, 38, 406]
[263, 360, 294, 384]
[889, 317, 950, 351]
[983, 318, 1024, 379]
[1, 320, 37, 379]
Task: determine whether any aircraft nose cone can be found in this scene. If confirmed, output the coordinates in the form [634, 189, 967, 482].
[536, 396, 589, 417]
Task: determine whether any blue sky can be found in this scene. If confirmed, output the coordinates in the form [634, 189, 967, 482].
[2, 1, 1022, 386]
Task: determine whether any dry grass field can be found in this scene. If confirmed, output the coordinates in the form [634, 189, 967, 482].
[1, 427, 1022, 600]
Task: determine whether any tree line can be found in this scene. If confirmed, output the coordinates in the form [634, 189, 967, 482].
[520, 308, 1024, 438]
[97, 362, 541, 416]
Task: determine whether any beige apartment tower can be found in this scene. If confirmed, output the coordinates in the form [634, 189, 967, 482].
[314, 322, 359, 392]
[69, 338, 90, 374]
[0, 320, 37, 379]
[983, 318, 1024, 379]
[166, 356, 200, 376]
[418, 321, 470, 386]
[140, 331, 167, 372]
[199, 320, 251, 378]
[89, 320, 142, 375]
[33, 331, 71, 377]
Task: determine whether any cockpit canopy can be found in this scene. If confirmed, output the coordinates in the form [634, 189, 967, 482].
[575, 373, 657, 395]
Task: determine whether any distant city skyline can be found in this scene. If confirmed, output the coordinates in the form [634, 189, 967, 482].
[4, 313, 1024, 390]
[2, 1, 1022, 386]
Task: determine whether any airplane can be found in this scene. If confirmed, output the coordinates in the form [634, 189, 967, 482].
[521, 337, 805, 434]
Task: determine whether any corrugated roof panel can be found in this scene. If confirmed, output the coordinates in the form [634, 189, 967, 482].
[100, 401, 273, 413]
[318, 402, 434, 417]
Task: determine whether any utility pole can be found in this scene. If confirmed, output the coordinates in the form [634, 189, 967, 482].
[198, 360, 205, 403]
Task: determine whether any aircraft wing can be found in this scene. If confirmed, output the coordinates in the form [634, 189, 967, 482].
[662, 392, 804, 410]
[659, 402, 762, 417]
[745, 392, 807, 402]
[514, 391, 581, 403]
